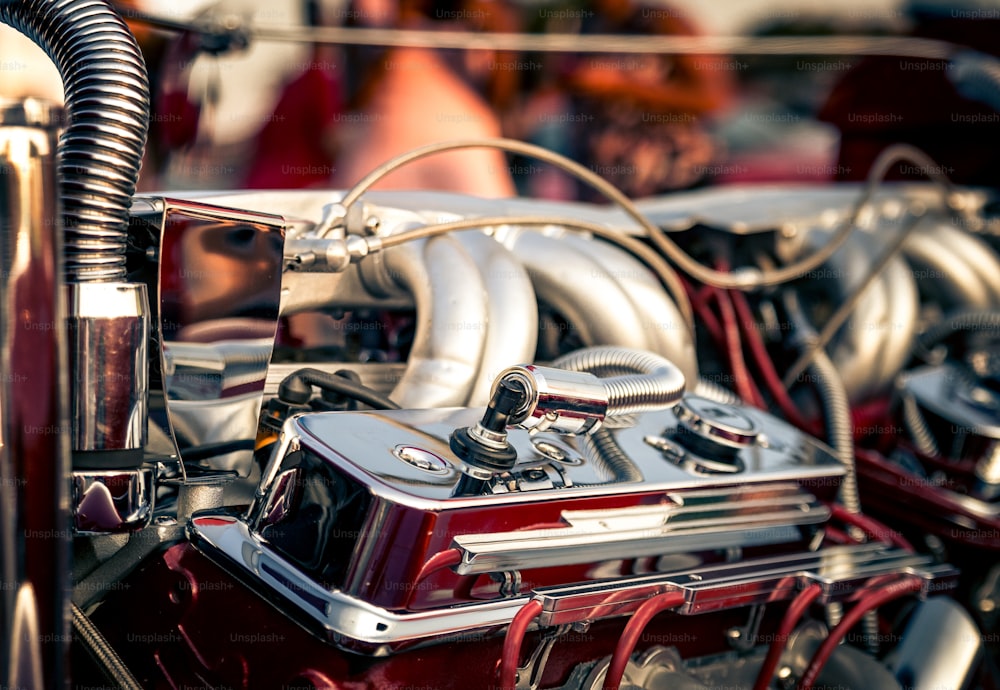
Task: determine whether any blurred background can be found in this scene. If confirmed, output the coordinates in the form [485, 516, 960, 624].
[1, 0, 997, 196]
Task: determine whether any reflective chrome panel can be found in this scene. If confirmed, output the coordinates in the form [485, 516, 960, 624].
[131, 198, 286, 471]
[886, 597, 983, 690]
[532, 543, 957, 626]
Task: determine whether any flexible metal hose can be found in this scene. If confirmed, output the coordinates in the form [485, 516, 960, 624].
[784, 293, 881, 652]
[808, 351, 885, 652]
[814, 344, 892, 654]
[692, 378, 742, 405]
[71, 603, 142, 690]
[917, 309, 1000, 353]
[0, 0, 150, 282]
[808, 349, 860, 515]
[552, 347, 685, 483]
[579, 426, 643, 484]
[783, 295, 860, 515]
[552, 346, 686, 418]
[900, 391, 940, 456]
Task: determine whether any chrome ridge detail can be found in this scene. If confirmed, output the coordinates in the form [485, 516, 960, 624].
[451, 484, 827, 575]
[130, 198, 286, 472]
[531, 542, 957, 626]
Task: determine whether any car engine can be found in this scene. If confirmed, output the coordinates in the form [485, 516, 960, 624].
[1, 2, 999, 689]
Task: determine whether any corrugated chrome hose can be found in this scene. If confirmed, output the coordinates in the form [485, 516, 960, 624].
[784, 294, 882, 652]
[901, 391, 940, 457]
[0, 0, 149, 282]
[552, 346, 686, 418]
[553, 347, 686, 484]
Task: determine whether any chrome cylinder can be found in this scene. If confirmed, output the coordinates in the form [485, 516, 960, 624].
[66, 282, 148, 464]
[0, 98, 71, 690]
[498, 348, 688, 435]
[887, 597, 983, 690]
[497, 364, 610, 435]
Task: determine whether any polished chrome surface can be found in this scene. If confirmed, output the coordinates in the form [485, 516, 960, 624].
[67, 282, 149, 454]
[490, 346, 691, 442]
[256, 468, 303, 530]
[278, 399, 843, 508]
[673, 396, 760, 450]
[156, 189, 698, 402]
[886, 597, 983, 690]
[365, 231, 536, 408]
[496, 227, 698, 386]
[0, 98, 70, 689]
[498, 365, 610, 435]
[72, 469, 154, 535]
[191, 513, 955, 653]
[132, 198, 286, 470]
[162, 186, 987, 406]
[797, 214, 919, 403]
[895, 364, 1000, 519]
[220, 394, 855, 651]
[635, 183, 957, 236]
[902, 220, 1000, 311]
[451, 484, 826, 575]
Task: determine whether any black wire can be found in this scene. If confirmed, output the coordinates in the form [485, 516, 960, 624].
[280, 367, 401, 410]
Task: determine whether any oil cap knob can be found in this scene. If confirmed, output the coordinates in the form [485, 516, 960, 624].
[672, 395, 759, 464]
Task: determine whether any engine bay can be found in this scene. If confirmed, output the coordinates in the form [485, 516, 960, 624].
[1, 2, 1000, 689]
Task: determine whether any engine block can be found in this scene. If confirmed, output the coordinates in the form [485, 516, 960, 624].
[2, 4, 1000, 686]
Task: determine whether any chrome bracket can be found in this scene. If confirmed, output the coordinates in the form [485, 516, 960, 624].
[491, 570, 523, 597]
[726, 604, 765, 652]
[517, 625, 570, 690]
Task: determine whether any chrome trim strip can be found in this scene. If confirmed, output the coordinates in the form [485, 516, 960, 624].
[532, 544, 957, 625]
[452, 484, 828, 575]
[190, 515, 956, 653]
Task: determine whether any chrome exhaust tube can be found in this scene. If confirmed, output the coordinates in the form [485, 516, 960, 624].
[0, 98, 71, 690]
[0, 0, 152, 468]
